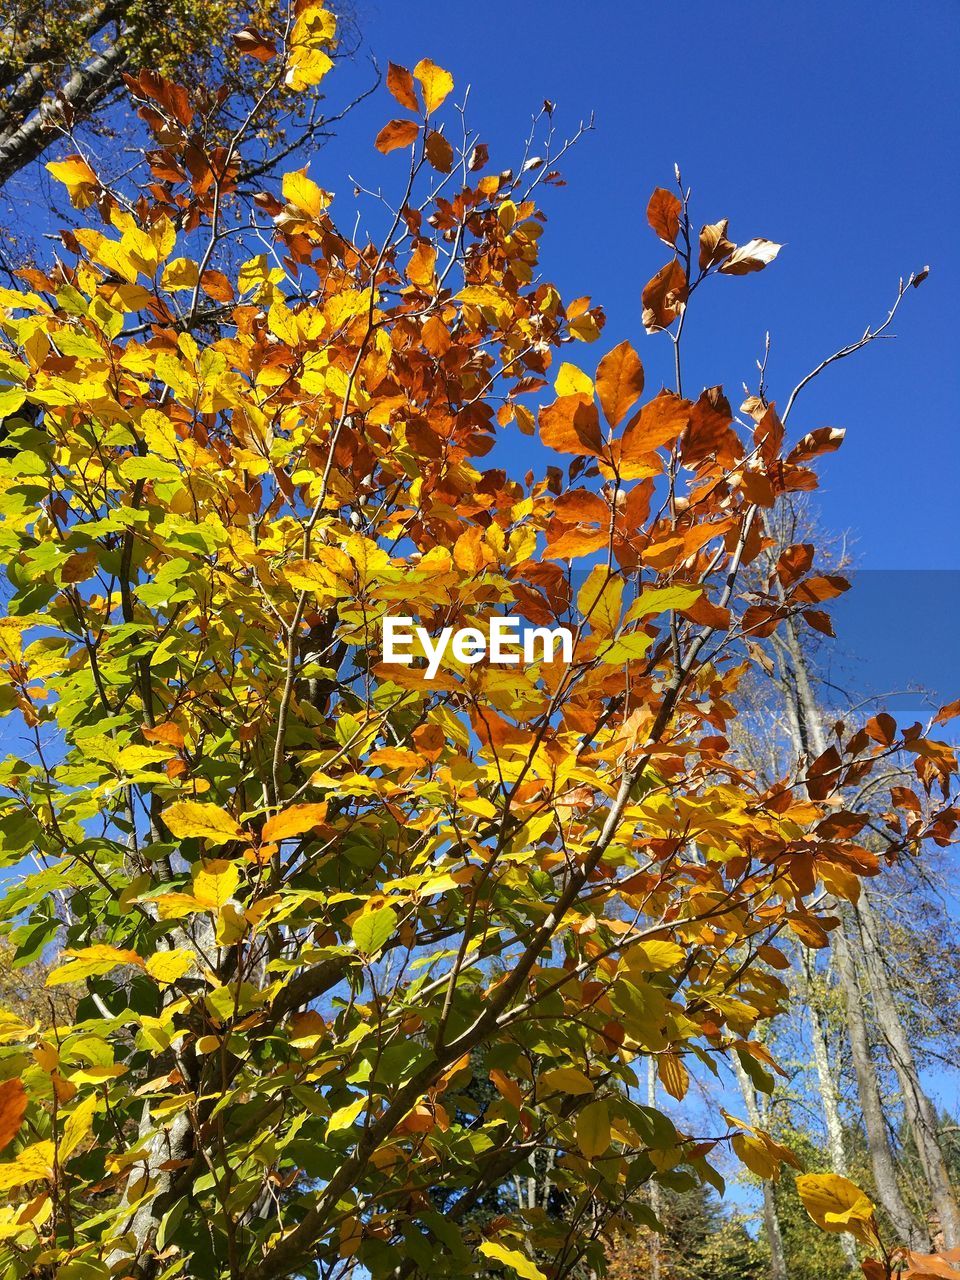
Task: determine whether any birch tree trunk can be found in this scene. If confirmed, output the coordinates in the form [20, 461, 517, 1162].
[796, 950, 860, 1268]
[647, 1058, 661, 1280]
[731, 1053, 788, 1280]
[774, 617, 925, 1247]
[855, 891, 960, 1248]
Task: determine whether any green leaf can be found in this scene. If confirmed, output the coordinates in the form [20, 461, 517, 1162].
[351, 906, 397, 957]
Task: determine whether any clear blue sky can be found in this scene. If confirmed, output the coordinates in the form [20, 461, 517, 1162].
[318, 0, 960, 706]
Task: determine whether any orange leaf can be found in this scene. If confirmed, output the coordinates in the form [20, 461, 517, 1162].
[621, 390, 690, 460]
[539, 395, 604, 458]
[595, 340, 644, 427]
[375, 119, 419, 155]
[143, 721, 185, 750]
[489, 1068, 523, 1109]
[647, 187, 682, 246]
[387, 61, 419, 112]
[407, 242, 437, 288]
[262, 803, 329, 843]
[657, 1052, 689, 1101]
[0, 1078, 27, 1152]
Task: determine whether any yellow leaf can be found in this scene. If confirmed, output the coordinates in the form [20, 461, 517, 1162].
[554, 362, 593, 399]
[657, 1052, 689, 1101]
[0, 386, 26, 416]
[733, 1132, 779, 1180]
[281, 168, 331, 219]
[413, 58, 454, 114]
[145, 950, 194, 987]
[576, 566, 622, 637]
[193, 859, 240, 910]
[0, 1141, 54, 1191]
[456, 284, 504, 309]
[285, 3, 336, 91]
[46, 945, 143, 986]
[163, 801, 244, 845]
[796, 1173, 878, 1246]
[216, 902, 247, 945]
[161, 257, 200, 292]
[45, 155, 98, 208]
[149, 892, 205, 920]
[61, 1094, 97, 1160]
[627, 940, 685, 972]
[540, 1067, 594, 1097]
[478, 1241, 547, 1280]
[576, 1099, 610, 1159]
[327, 1096, 365, 1133]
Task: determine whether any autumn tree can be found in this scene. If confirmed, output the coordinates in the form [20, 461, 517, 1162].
[0, 7, 957, 1280]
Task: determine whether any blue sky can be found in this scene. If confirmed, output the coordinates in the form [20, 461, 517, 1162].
[315, 0, 960, 709]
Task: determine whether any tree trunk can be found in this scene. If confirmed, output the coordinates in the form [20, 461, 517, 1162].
[833, 920, 926, 1247]
[0, 25, 130, 188]
[647, 1058, 661, 1280]
[856, 890, 960, 1248]
[777, 616, 925, 1248]
[796, 950, 860, 1269]
[732, 1053, 788, 1280]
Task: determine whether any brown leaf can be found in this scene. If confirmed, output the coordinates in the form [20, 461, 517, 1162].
[802, 609, 835, 637]
[699, 219, 735, 270]
[387, 62, 419, 112]
[425, 130, 453, 173]
[595, 340, 644, 427]
[375, 119, 419, 155]
[793, 574, 849, 604]
[641, 259, 688, 331]
[143, 721, 185, 750]
[864, 713, 897, 747]
[776, 543, 815, 586]
[684, 593, 731, 631]
[489, 1068, 523, 1109]
[646, 187, 682, 246]
[683, 387, 740, 465]
[553, 489, 609, 523]
[807, 746, 843, 800]
[232, 27, 277, 62]
[718, 237, 782, 275]
[787, 426, 845, 464]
